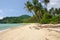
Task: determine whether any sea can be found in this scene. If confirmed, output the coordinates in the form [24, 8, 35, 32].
[0, 23, 26, 31]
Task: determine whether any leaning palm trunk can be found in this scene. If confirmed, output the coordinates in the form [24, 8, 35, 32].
[34, 12, 40, 22]
[36, 11, 41, 21]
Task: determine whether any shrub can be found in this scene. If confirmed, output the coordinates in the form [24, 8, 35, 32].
[50, 16, 58, 24]
[40, 13, 51, 24]
[23, 16, 38, 23]
[58, 15, 60, 23]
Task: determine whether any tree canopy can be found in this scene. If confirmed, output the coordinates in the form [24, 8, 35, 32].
[24, 0, 60, 24]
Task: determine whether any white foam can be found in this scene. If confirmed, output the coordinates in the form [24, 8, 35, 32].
[0, 28, 10, 33]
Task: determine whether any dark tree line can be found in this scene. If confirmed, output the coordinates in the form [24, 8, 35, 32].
[0, 15, 31, 23]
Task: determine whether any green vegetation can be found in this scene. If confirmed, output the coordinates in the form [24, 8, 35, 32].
[0, 0, 60, 24]
[24, 0, 60, 24]
[0, 15, 31, 23]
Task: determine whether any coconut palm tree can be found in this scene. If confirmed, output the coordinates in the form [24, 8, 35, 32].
[44, 0, 50, 9]
[55, 8, 59, 16]
[25, 0, 43, 22]
[49, 7, 55, 15]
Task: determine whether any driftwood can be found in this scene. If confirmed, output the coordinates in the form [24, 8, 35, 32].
[29, 24, 60, 30]
[38, 24, 60, 28]
[47, 28, 60, 33]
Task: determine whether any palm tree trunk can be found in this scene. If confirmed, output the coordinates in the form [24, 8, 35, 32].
[35, 12, 40, 22]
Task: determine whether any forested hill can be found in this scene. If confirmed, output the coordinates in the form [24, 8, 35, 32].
[0, 15, 31, 23]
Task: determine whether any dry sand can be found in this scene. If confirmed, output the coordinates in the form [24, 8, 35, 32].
[0, 23, 60, 40]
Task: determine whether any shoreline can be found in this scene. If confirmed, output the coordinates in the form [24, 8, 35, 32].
[0, 24, 60, 32]
[0, 28, 10, 33]
[0, 23, 60, 40]
[0, 23, 28, 33]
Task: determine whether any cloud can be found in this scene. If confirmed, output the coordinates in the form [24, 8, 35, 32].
[39, 0, 60, 9]
[0, 17, 3, 19]
[47, 0, 60, 9]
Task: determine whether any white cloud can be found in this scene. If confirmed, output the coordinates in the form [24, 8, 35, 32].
[39, 0, 41, 2]
[48, 0, 60, 9]
[0, 17, 3, 19]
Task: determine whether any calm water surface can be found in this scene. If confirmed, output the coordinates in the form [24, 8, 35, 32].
[0, 23, 25, 30]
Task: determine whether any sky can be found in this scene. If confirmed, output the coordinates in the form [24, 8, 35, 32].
[0, 0, 33, 19]
[0, 0, 60, 19]
[48, 0, 60, 9]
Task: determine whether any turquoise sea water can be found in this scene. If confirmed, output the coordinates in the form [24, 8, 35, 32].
[0, 23, 24, 30]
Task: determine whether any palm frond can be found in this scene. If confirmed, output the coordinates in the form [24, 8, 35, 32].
[32, 0, 38, 5]
[25, 1, 33, 12]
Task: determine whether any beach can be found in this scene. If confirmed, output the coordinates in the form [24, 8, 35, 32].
[0, 23, 60, 40]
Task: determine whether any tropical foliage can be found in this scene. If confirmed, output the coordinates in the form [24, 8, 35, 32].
[0, 15, 31, 23]
[0, 0, 60, 24]
[25, 0, 60, 24]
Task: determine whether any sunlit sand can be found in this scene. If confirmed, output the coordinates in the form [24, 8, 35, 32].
[0, 23, 60, 40]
